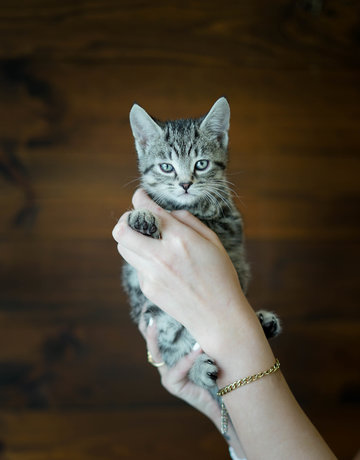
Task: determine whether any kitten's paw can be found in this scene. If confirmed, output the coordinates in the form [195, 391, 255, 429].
[128, 209, 161, 239]
[257, 310, 281, 339]
[189, 353, 218, 389]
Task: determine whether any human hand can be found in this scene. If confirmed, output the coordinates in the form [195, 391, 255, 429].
[139, 312, 247, 459]
[139, 313, 221, 421]
[113, 189, 255, 355]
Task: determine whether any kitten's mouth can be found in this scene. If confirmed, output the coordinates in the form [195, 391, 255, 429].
[176, 191, 198, 204]
[179, 190, 193, 197]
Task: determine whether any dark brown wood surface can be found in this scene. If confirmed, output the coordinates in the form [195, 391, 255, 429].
[0, 1, 359, 458]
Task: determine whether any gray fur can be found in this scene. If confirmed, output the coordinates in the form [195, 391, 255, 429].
[122, 97, 281, 389]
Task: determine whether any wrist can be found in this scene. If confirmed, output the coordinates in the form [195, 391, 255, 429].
[188, 288, 252, 353]
[204, 306, 276, 388]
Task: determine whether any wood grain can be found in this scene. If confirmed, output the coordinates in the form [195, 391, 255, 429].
[0, 0, 359, 458]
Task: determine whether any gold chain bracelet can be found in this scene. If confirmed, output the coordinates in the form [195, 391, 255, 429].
[217, 358, 280, 435]
[217, 358, 280, 397]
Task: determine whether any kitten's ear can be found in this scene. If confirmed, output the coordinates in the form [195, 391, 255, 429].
[129, 104, 163, 150]
[200, 97, 230, 148]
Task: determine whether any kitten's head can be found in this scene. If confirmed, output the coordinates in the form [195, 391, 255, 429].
[129, 97, 230, 211]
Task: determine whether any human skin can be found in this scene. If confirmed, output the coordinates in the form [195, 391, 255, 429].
[138, 313, 247, 458]
[113, 188, 336, 460]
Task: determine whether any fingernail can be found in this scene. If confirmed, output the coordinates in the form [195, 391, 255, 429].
[192, 342, 200, 351]
[148, 317, 154, 327]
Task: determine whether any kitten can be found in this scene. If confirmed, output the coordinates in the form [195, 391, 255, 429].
[122, 97, 281, 389]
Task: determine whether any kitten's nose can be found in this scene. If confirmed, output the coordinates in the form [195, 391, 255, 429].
[180, 182, 193, 192]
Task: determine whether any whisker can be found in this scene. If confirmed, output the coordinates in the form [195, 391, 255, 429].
[152, 190, 170, 207]
[206, 183, 232, 200]
[203, 190, 221, 216]
[122, 177, 141, 188]
[212, 178, 238, 191]
[209, 188, 232, 210]
[211, 180, 243, 204]
[198, 184, 229, 217]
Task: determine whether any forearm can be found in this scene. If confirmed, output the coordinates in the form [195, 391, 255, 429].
[220, 371, 335, 459]
[205, 305, 336, 460]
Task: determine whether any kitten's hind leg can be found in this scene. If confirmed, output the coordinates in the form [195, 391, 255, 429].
[256, 310, 281, 339]
[189, 354, 218, 390]
[128, 208, 161, 239]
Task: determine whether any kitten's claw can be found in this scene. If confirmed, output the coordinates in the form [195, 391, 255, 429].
[257, 310, 281, 339]
[128, 209, 161, 239]
[207, 371, 218, 381]
[189, 353, 218, 389]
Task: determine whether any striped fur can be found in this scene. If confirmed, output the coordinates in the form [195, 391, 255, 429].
[122, 98, 280, 390]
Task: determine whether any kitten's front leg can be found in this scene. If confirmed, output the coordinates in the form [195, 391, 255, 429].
[128, 208, 161, 239]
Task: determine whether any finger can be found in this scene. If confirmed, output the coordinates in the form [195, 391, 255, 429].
[116, 242, 152, 274]
[170, 209, 221, 245]
[145, 320, 166, 371]
[131, 189, 214, 244]
[165, 344, 203, 383]
[138, 310, 165, 370]
[138, 305, 148, 339]
[112, 212, 131, 243]
[132, 188, 168, 219]
[113, 218, 160, 257]
[131, 189, 178, 235]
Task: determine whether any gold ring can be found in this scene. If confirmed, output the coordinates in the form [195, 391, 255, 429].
[147, 350, 165, 368]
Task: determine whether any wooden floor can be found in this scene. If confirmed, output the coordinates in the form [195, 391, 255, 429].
[0, 1, 359, 458]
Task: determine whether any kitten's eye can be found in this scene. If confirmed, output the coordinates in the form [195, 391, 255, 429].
[195, 160, 209, 171]
[159, 163, 174, 173]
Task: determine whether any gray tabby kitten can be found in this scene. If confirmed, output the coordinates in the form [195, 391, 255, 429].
[123, 97, 280, 390]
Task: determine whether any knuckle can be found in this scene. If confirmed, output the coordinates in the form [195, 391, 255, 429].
[173, 234, 189, 254]
[175, 209, 191, 219]
[139, 278, 154, 300]
[160, 376, 174, 394]
[138, 275, 147, 291]
[154, 205, 165, 216]
[113, 222, 125, 241]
